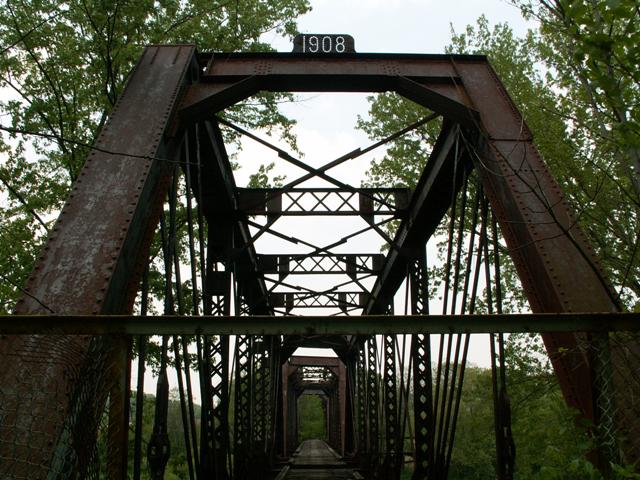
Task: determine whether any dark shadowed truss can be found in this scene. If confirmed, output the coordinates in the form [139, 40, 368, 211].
[0, 46, 638, 480]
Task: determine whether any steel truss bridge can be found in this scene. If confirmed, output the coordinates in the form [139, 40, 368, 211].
[0, 46, 639, 479]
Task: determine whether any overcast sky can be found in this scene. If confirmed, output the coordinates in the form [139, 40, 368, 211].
[267, 0, 533, 53]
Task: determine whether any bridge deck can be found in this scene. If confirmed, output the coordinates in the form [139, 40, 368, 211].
[279, 439, 358, 479]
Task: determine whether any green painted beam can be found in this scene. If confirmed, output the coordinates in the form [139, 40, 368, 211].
[0, 313, 638, 335]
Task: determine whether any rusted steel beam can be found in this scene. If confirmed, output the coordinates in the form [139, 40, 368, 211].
[0, 313, 637, 335]
[178, 77, 261, 123]
[198, 52, 475, 80]
[454, 60, 620, 437]
[289, 356, 343, 367]
[17, 46, 196, 315]
[0, 45, 196, 478]
[180, 76, 470, 125]
[178, 53, 479, 126]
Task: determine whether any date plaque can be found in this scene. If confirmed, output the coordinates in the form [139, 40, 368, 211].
[293, 34, 356, 54]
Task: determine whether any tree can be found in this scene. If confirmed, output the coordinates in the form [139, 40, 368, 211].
[514, 0, 640, 190]
[356, 95, 441, 189]
[297, 393, 327, 442]
[124, 390, 202, 479]
[510, 0, 640, 307]
[0, 0, 311, 313]
[501, 334, 600, 479]
[395, 349, 601, 479]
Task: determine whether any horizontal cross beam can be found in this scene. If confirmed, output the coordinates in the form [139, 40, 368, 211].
[1, 313, 637, 335]
[179, 53, 479, 127]
[258, 254, 384, 275]
[238, 188, 409, 216]
[289, 356, 343, 367]
[197, 52, 473, 92]
[270, 292, 368, 310]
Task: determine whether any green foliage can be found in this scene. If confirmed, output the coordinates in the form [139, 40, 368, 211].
[395, 347, 603, 478]
[509, 0, 640, 307]
[611, 462, 640, 479]
[0, 0, 311, 312]
[247, 161, 286, 188]
[443, 338, 600, 479]
[126, 389, 201, 479]
[297, 394, 326, 442]
[504, 335, 599, 478]
[357, 95, 441, 189]
[447, 367, 496, 479]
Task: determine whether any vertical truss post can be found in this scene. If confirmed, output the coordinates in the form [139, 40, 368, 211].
[328, 387, 339, 450]
[200, 205, 237, 479]
[200, 337, 215, 476]
[489, 332, 515, 480]
[322, 395, 329, 443]
[218, 336, 231, 477]
[200, 262, 232, 478]
[410, 251, 434, 480]
[356, 346, 368, 462]
[345, 356, 357, 456]
[280, 363, 289, 458]
[268, 337, 282, 462]
[201, 331, 231, 479]
[285, 367, 299, 457]
[383, 306, 400, 479]
[367, 336, 380, 476]
[106, 336, 132, 479]
[251, 335, 272, 478]
[338, 361, 347, 455]
[488, 214, 515, 480]
[252, 337, 264, 445]
[233, 293, 253, 479]
[274, 383, 284, 462]
[334, 385, 342, 451]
